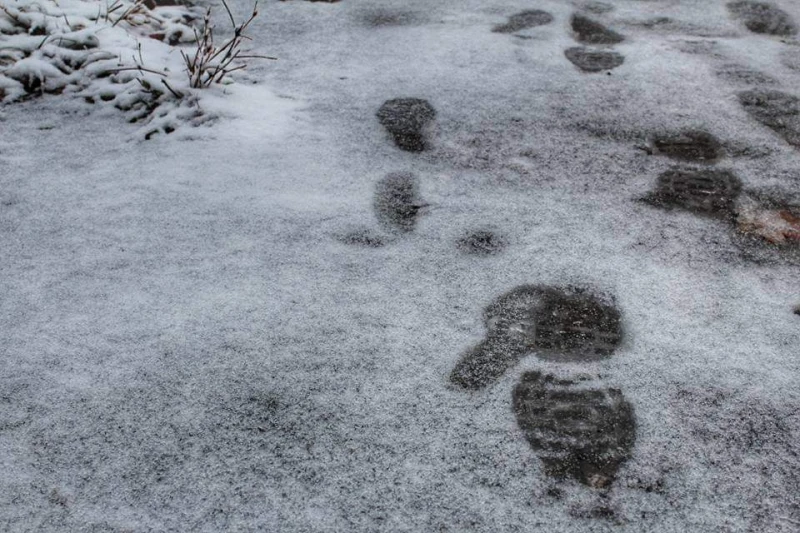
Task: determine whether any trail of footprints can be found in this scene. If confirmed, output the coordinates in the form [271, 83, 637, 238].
[637, 3, 800, 254]
[492, 7, 626, 73]
[450, 285, 635, 490]
[332, 0, 800, 501]
[341, 88, 639, 491]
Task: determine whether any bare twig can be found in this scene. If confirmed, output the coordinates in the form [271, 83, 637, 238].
[161, 79, 184, 99]
[181, 1, 270, 89]
[103, 65, 170, 77]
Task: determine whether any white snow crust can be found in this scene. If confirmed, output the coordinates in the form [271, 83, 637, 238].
[2, 0, 800, 531]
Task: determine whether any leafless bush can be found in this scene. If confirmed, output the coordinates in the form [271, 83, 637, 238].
[182, 0, 274, 89]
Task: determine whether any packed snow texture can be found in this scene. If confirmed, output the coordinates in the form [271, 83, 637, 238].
[2, 0, 800, 531]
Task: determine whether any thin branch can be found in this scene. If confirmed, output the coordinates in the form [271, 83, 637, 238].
[161, 79, 184, 99]
[103, 66, 170, 77]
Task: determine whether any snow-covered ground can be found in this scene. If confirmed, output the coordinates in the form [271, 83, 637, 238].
[2, 0, 800, 531]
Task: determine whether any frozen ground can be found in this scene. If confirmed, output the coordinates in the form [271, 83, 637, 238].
[2, 0, 800, 531]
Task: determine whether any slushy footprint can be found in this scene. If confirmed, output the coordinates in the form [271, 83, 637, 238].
[449, 286, 635, 491]
[727, 1, 797, 36]
[642, 167, 743, 219]
[450, 285, 623, 390]
[641, 166, 799, 259]
[714, 64, 777, 86]
[564, 47, 624, 72]
[513, 372, 636, 489]
[376, 98, 436, 152]
[646, 130, 723, 163]
[492, 10, 553, 34]
[738, 89, 800, 149]
[570, 13, 624, 44]
[373, 171, 428, 234]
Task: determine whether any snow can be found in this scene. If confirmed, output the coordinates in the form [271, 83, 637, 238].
[2, 0, 800, 531]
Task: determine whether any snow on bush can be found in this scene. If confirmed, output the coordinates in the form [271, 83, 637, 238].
[0, 0, 264, 138]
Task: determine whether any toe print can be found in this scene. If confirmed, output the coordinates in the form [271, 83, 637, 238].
[456, 230, 507, 256]
[376, 98, 436, 152]
[373, 172, 427, 234]
[570, 14, 624, 45]
[450, 285, 623, 390]
[564, 47, 624, 72]
[338, 229, 386, 248]
[643, 168, 742, 219]
[738, 90, 800, 149]
[727, 1, 797, 36]
[513, 372, 636, 489]
[648, 130, 722, 163]
[492, 10, 553, 34]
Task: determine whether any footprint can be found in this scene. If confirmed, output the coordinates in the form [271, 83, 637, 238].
[781, 47, 800, 72]
[564, 47, 624, 72]
[642, 169, 800, 260]
[570, 14, 624, 44]
[647, 130, 723, 163]
[583, 2, 614, 15]
[642, 167, 743, 219]
[376, 98, 436, 152]
[726, 1, 797, 36]
[450, 285, 623, 390]
[373, 172, 427, 234]
[492, 10, 553, 34]
[456, 229, 507, 256]
[738, 89, 800, 149]
[715, 63, 777, 86]
[512, 372, 636, 489]
[362, 9, 419, 28]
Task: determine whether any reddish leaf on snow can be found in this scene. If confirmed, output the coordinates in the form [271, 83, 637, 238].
[737, 201, 800, 244]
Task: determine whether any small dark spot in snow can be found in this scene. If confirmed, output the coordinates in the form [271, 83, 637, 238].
[338, 230, 385, 248]
[546, 486, 564, 499]
[457, 230, 507, 256]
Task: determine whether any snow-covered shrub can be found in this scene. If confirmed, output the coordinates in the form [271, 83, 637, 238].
[0, 0, 266, 138]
